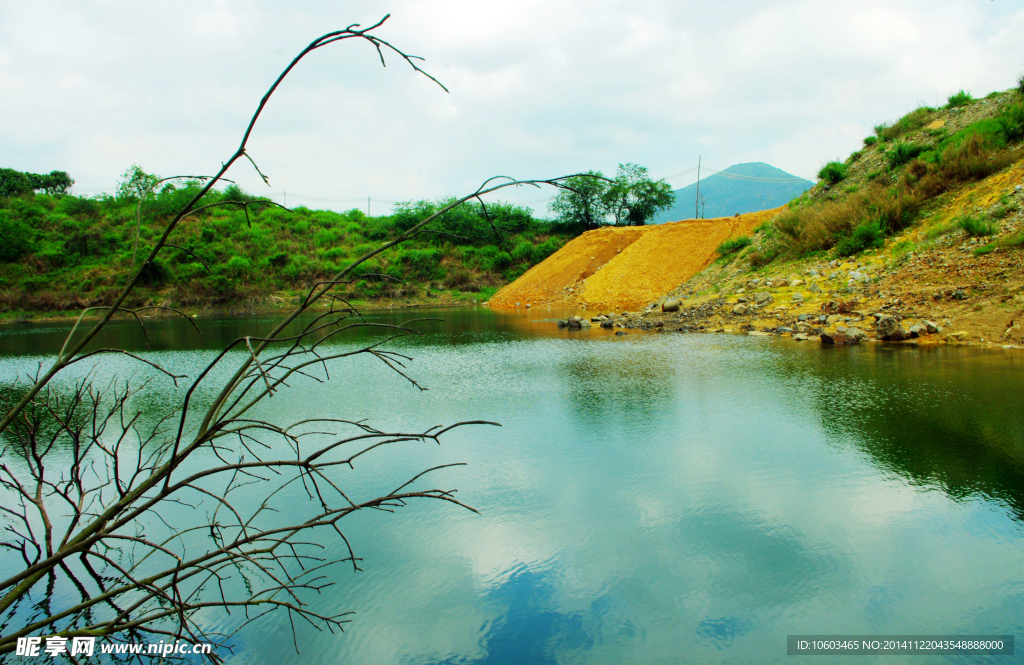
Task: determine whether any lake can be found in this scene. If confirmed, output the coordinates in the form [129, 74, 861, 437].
[1, 306, 1022, 664]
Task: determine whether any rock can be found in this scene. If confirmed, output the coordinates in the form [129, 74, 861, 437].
[556, 319, 568, 328]
[737, 296, 749, 303]
[736, 288, 746, 294]
[836, 325, 848, 333]
[953, 289, 967, 300]
[579, 318, 592, 328]
[748, 331, 772, 336]
[798, 314, 808, 322]
[747, 279, 762, 288]
[662, 299, 681, 312]
[909, 324, 927, 338]
[792, 279, 803, 287]
[732, 304, 749, 315]
[775, 278, 789, 287]
[600, 319, 615, 329]
[809, 283, 821, 294]
[946, 331, 969, 342]
[791, 293, 804, 303]
[753, 292, 772, 304]
[818, 315, 827, 323]
[793, 333, 810, 341]
[820, 332, 858, 345]
[525, 303, 531, 308]
[846, 327, 867, 342]
[826, 314, 844, 325]
[875, 315, 901, 339]
[777, 326, 794, 334]
[615, 331, 628, 336]
[797, 322, 814, 334]
[923, 320, 940, 334]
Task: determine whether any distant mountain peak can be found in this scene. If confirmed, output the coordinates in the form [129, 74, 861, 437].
[651, 163, 812, 223]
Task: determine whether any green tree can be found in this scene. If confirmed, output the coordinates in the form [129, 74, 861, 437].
[116, 164, 159, 200]
[602, 163, 674, 226]
[548, 171, 609, 228]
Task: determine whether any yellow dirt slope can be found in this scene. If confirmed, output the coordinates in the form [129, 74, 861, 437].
[490, 206, 782, 311]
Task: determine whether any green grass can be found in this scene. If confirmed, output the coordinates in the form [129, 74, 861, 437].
[974, 232, 1024, 255]
[863, 136, 878, 147]
[817, 161, 848, 186]
[946, 90, 973, 108]
[716, 235, 752, 256]
[957, 213, 997, 237]
[876, 107, 935, 142]
[835, 221, 885, 257]
[886, 142, 926, 169]
[997, 100, 1024, 142]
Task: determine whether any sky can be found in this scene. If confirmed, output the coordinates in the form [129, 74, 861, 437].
[1, 0, 1023, 215]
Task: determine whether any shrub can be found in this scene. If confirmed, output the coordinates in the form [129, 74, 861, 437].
[716, 235, 751, 255]
[946, 90, 973, 108]
[1018, 73, 1024, 96]
[225, 255, 253, 278]
[957, 214, 997, 237]
[885, 142, 926, 168]
[996, 101, 1024, 142]
[863, 136, 878, 147]
[835, 221, 885, 257]
[269, 252, 288, 268]
[877, 107, 935, 142]
[817, 161, 847, 186]
[0, 212, 32, 262]
[510, 240, 537, 264]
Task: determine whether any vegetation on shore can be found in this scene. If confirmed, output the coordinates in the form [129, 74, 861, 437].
[0, 169, 585, 314]
[723, 85, 1024, 270]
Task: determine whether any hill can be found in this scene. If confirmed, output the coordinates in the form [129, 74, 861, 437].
[650, 162, 812, 224]
[0, 183, 583, 316]
[493, 87, 1024, 346]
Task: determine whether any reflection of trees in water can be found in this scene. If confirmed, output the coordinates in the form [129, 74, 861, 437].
[557, 350, 676, 427]
[798, 346, 1024, 521]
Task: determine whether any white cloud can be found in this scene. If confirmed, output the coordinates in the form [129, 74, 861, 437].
[1, 0, 1022, 210]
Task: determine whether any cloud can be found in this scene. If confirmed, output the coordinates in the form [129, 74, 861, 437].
[1, 0, 1022, 213]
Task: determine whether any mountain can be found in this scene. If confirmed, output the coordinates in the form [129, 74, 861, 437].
[651, 162, 812, 223]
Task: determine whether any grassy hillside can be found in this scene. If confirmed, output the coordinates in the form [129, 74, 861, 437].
[0, 182, 582, 315]
[650, 162, 812, 223]
[716, 87, 1024, 268]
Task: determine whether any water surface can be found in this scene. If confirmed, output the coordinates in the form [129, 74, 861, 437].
[1, 307, 1022, 664]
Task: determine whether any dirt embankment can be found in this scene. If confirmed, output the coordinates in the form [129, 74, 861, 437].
[488, 207, 781, 312]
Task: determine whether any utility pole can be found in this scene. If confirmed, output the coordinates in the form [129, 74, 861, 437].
[694, 155, 701, 220]
[368, 196, 371, 217]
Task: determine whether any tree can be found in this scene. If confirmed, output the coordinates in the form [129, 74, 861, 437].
[116, 164, 160, 201]
[602, 163, 674, 226]
[0, 169, 73, 197]
[0, 17, 583, 661]
[548, 171, 609, 228]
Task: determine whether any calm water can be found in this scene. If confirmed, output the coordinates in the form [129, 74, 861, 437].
[1, 307, 1023, 664]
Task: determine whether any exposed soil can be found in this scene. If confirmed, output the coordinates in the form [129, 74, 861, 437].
[488, 207, 780, 312]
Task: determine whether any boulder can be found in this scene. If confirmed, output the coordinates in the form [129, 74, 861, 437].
[846, 327, 868, 342]
[797, 322, 814, 334]
[777, 326, 794, 334]
[732, 304, 749, 315]
[826, 314, 844, 326]
[923, 320, 940, 334]
[600, 319, 615, 329]
[753, 292, 772, 304]
[775, 278, 790, 287]
[615, 331, 628, 336]
[556, 319, 568, 328]
[662, 299, 681, 313]
[579, 318, 592, 328]
[791, 293, 804, 303]
[809, 283, 822, 294]
[875, 314, 903, 340]
[820, 332, 858, 345]
[909, 324, 926, 338]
